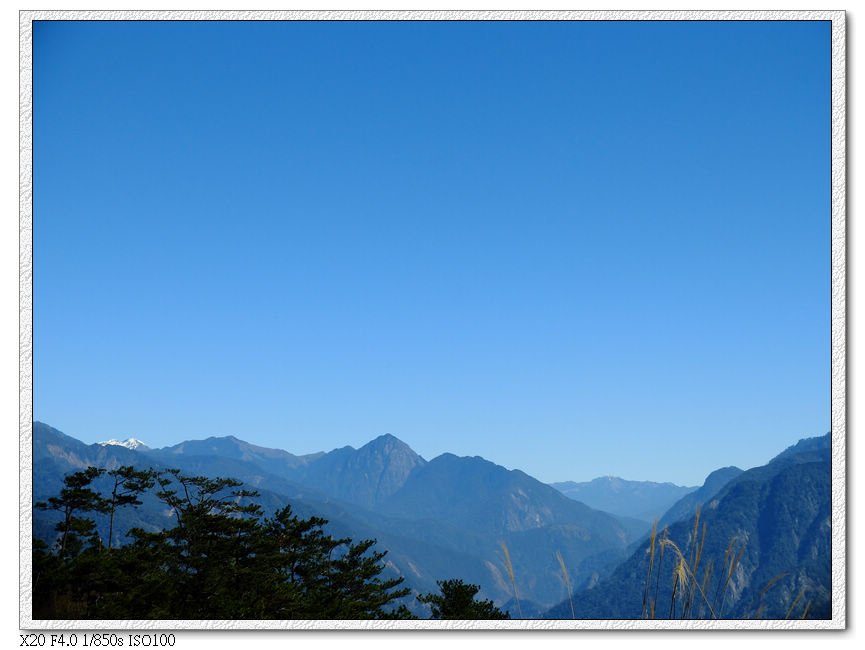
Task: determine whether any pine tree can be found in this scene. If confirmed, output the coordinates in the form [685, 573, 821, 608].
[105, 466, 157, 550]
[34, 466, 414, 620]
[418, 579, 510, 620]
[35, 467, 110, 558]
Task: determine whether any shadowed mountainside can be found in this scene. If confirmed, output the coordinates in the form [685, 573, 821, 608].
[545, 433, 831, 620]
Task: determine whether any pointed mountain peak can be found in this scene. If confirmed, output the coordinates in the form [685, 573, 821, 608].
[361, 433, 418, 456]
[299, 433, 426, 508]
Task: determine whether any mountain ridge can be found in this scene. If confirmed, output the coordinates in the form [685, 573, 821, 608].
[545, 433, 832, 619]
[33, 421, 637, 610]
[32, 421, 831, 618]
[550, 476, 698, 523]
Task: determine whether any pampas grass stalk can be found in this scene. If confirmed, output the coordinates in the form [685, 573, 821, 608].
[785, 588, 806, 620]
[642, 519, 659, 619]
[556, 550, 576, 619]
[753, 572, 789, 619]
[684, 519, 708, 618]
[669, 556, 686, 618]
[659, 537, 718, 619]
[651, 526, 669, 618]
[699, 559, 714, 619]
[638, 511, 788, 621]
[717, 541, 745, 618]
[500, 541, 523, 619]
[713, 538, 737, 613]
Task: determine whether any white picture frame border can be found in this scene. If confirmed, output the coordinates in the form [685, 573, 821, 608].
[18, 8, 847, 631]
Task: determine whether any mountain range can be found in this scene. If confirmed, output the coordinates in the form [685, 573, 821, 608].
[34, 423, 641, 614]
[550, 476, 698, 523]
[32, 422, 832, 619]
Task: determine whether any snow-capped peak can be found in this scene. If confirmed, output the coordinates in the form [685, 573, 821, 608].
[98, 437, 148, 450]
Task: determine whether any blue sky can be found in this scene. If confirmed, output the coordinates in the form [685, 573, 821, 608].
[33, 20, 830, 486]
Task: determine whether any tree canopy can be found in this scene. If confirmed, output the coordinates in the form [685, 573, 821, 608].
[417, 578, 510, 620]
[33, 466, 411, 620]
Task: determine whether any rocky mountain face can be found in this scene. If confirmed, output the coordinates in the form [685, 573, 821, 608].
[545, 434, 832, 620]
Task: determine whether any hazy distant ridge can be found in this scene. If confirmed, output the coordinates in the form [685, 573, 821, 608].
[550, 476, 698, 523]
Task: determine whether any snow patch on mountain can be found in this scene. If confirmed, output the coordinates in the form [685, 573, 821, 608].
[98, 437, 148, 450]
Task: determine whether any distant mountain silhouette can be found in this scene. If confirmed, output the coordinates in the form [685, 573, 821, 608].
[147, 434, 321, 474]
[550, 476, 698, 523]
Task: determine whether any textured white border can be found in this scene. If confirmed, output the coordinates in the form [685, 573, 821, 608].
[19, 9, 846, 631]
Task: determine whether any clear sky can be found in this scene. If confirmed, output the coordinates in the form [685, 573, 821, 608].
[33, 19, 831, 486]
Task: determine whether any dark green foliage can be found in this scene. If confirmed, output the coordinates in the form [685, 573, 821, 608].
[35, 467, 110, 558]
[105, 466, 157, 550]
[33, 467, 411, 620]
[33, 422, 641, 611]
[418, 579, 510, 619]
